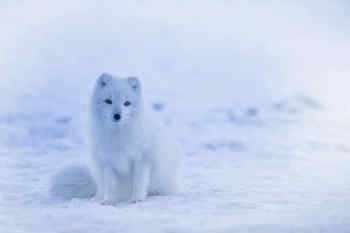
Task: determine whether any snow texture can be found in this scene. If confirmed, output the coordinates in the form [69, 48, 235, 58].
[1, 1, 350, 232]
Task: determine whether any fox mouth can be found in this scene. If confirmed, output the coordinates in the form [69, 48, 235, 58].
[112, 119, 122, 124]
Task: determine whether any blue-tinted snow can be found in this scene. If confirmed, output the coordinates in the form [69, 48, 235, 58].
[1, 1, 350, 232]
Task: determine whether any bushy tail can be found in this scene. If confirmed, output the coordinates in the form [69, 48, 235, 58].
[50, 165, 97, 200]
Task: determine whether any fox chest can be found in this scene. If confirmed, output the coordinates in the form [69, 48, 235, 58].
[100, 144, 145, 175]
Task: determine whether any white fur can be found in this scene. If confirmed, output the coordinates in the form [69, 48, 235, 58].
[90, 73, 181, 204]
[50, 165, 97, 200]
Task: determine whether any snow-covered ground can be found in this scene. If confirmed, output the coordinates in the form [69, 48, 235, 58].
[1, 1, 350, 232]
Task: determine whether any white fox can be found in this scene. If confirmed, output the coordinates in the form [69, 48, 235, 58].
[51, 74, 181, 204]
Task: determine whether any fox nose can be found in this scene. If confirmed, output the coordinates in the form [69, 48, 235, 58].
[114, 113, 121, 121]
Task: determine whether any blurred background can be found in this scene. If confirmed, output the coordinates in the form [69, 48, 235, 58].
[1, 0, 350, 112]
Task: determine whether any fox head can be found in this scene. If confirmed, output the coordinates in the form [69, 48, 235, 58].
[91, 73, 143, 130]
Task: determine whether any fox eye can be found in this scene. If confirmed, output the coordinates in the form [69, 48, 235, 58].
[124, 101, 131, 107]
[104, 99, 112, 104]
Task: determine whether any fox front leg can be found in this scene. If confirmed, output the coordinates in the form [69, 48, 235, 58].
[130, 160, 150, 203]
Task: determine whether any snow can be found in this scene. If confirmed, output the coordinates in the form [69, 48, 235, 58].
[1, 1, 350, 232]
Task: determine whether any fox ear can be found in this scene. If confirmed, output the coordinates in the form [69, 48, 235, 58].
[98, 73, 112, 87]
[127, 76, 140, 90]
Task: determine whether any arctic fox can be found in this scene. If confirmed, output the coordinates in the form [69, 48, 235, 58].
[90, 74, 181, 203]
[51, 74, 181, 204]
